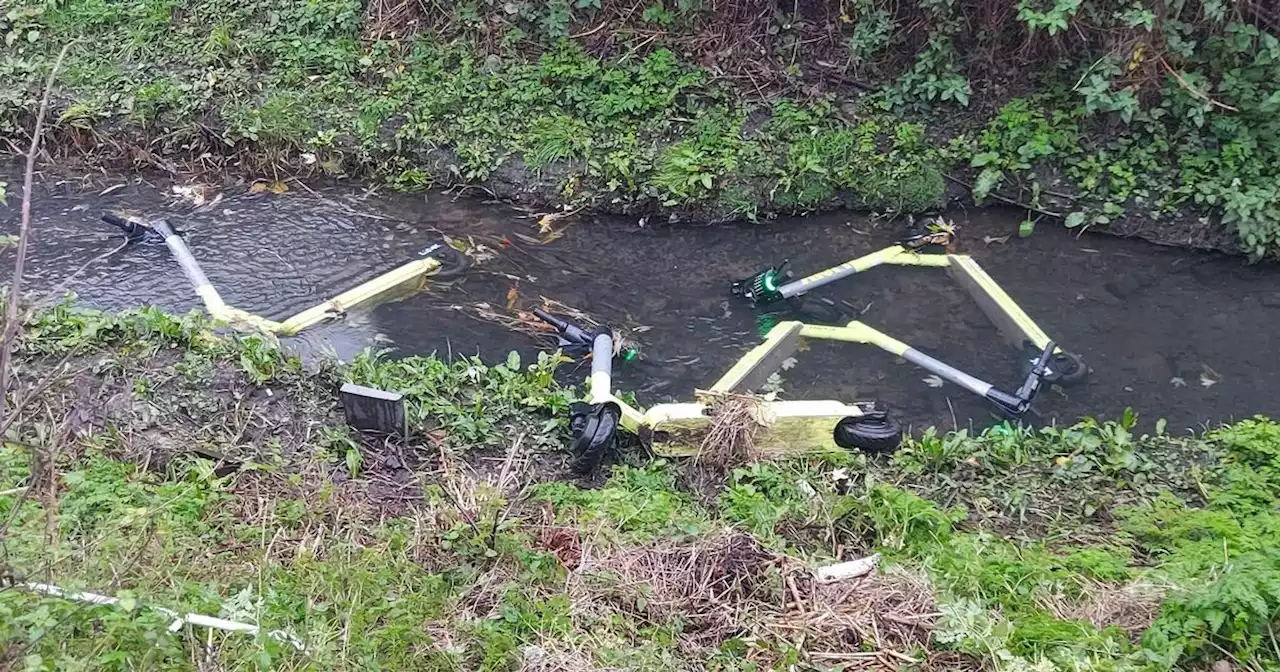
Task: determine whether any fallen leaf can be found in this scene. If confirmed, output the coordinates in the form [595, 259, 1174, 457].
[172, 185, 209, 206]
[1200, 364, 1222, 388]
[249, 181, 269, 194]
[983, 235, 1011, 245]
[269, 181, 289, 195]
[780, 357, 798, 371]
[536, 212, 562, 234]
[505, 285, 519, 311]
[923, 375, 944, 388]
[1170, 377, 1187, 388]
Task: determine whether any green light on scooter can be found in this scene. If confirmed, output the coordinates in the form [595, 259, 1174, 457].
[748, 267, 783, 303]
[731, 261, 787, 305]
[762, 269, 778, 292]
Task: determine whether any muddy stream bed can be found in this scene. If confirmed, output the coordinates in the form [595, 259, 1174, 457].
[4, 173, 1278, 434]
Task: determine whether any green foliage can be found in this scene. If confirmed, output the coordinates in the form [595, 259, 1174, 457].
[885, 35, 972, 108]
[1143, 549, 1280, 667]
[346, 347, 573, 448]
[968, 99, 1078, 207]
[1016, 0, 1082, 35]
[845, 0, 895, 70]
[533, 463, 710, 538]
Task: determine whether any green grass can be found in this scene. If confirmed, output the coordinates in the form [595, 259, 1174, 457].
[2, 300, 1280, 665]
[5, 303, 1280, 669]
[6, 1, 1280, 253]
[5, 0, 1280, 251]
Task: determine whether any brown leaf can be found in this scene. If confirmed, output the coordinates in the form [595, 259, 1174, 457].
[249, 181, 269, 194]
[505, 285, 519, 311]
[269, 180, 289, 195]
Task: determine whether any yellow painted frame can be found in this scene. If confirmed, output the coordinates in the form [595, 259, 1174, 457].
[191, 257, 442, 335]
[604, 244, 1062, 457]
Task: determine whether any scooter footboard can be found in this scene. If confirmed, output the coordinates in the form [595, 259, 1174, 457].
[645, 400, 871, 457]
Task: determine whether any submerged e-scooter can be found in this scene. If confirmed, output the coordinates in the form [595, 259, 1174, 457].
[97, 212, 467, 335]
[533, 306, 1061, 474]
[731, 224, 1088, 416]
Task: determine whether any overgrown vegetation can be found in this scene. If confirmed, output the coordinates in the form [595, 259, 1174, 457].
[2, 0, 1278, 253]
[3, 304, 1280, 669]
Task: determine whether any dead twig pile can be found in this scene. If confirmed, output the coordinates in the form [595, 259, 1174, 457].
[571, 533, 939, 667]
[363, 0, 425, 40]
[460, 296, 641, 358]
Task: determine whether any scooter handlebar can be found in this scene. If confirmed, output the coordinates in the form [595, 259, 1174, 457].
[532, 308, 597, 346]
[101, 213, 130, 228]
[1017, 341, 1056, 398]
[532, 308, 571, 332]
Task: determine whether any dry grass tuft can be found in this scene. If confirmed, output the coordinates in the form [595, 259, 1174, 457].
[517, 639, 613, 672]
[694, 390, 768, 471]
[1042, 579, 1168, 642]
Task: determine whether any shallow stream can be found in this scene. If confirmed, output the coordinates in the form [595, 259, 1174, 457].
[4, 173, 1278, 433]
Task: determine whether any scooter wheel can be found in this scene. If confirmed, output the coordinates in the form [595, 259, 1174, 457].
[1020, 347, 1088, 387]
[834, 414, 903, 455]
[569, 403, 621, 475]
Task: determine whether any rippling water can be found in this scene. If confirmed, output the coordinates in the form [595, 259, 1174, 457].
[4, 172, 1278, 432]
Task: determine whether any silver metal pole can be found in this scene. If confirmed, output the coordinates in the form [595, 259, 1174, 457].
[901, 347, 994, 397]
[150, 219, 227, 314]
[590, 332, 614, 401]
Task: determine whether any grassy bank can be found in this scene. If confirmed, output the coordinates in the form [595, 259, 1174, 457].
[2, 0, 1279, 255]
[2, 304, 1280, 670]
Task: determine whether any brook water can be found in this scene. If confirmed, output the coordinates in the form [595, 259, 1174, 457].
[5, 173, 1278, 433]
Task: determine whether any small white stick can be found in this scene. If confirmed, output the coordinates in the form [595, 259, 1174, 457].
[22, 582, 305, 650]
[813, 553, 881, 584]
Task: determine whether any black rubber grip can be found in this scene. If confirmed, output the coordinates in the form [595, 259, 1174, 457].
[533, 309, 569, 331]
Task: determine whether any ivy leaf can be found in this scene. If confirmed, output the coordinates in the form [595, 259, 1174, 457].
[972, 167, 1004, 202]
[970, 151, 1000, 167]
[1064, 211, 1086, 228]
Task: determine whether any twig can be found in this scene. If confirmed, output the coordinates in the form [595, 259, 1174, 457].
[20, 580, 305, 650]
[0, 42, 75, 425]
[287, 178, 395, 220]
[1160, 56, 1238, 112]
[943, 173, 1064, 219]
[570, 21, 609, 38]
